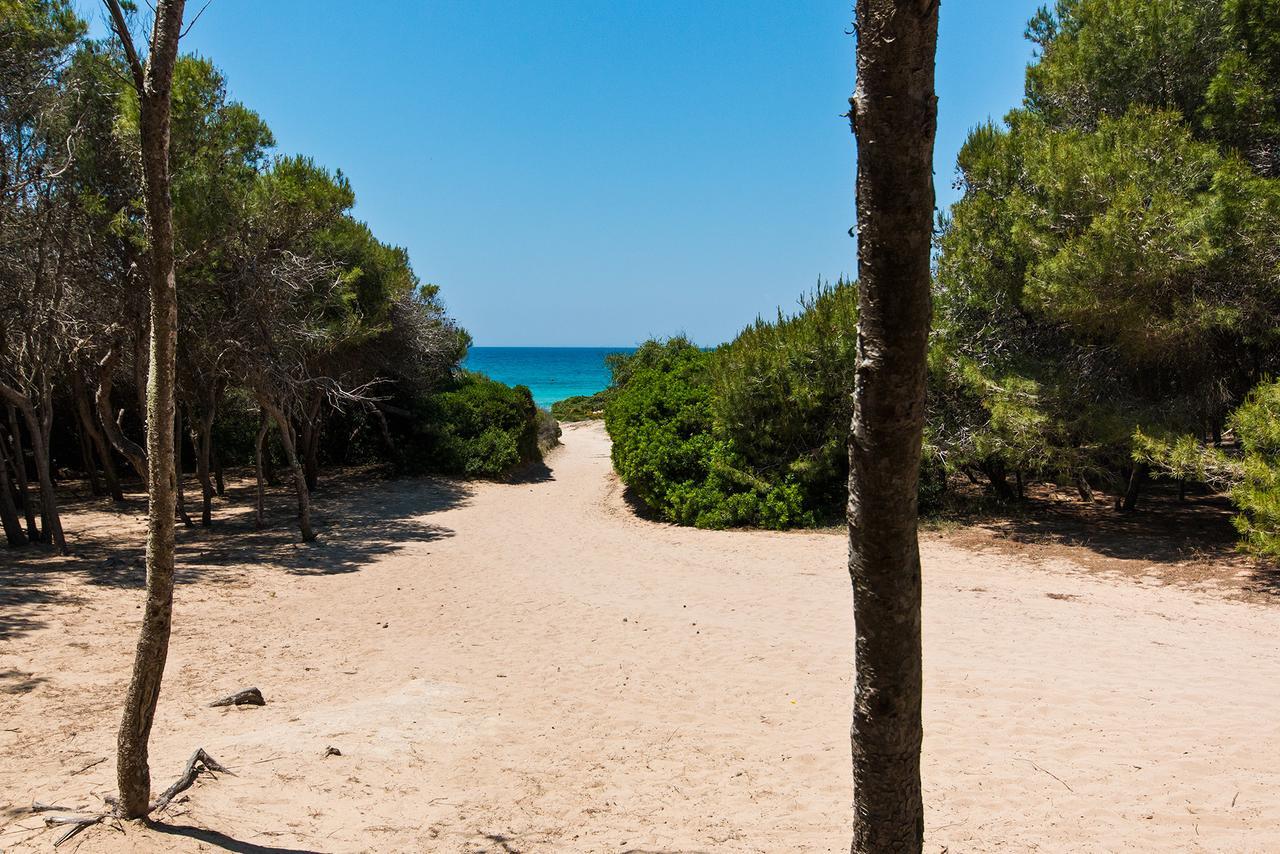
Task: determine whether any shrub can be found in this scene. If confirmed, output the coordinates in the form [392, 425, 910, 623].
[401, 372, 540, 477]
[551, 391, 609, 422]
[603, 284, 954, 529]
[1230, 379, 1280, 557]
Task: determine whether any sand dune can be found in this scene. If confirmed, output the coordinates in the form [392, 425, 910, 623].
[2, 421, 1279, 852]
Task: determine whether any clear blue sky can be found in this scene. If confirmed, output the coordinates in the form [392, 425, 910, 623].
[83, 1, 1039, 346]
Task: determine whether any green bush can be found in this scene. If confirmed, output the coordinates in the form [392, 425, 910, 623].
[603, 286, 947, 530]
[402, 372, 540, 477]
[604, 338, 811, 529]
[1230, 379, 1280, 557]
[551, 390, 609, 422]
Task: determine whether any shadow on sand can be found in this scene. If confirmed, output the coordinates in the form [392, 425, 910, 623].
[945, 480, 1280, 597]
[149, 822, 322, 853]
[0, 470, 472, 641]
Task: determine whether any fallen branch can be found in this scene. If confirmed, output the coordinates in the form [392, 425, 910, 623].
[208, 687, 265, 708]
[31, 802, 73, 812]
[48, 814, 103, 847]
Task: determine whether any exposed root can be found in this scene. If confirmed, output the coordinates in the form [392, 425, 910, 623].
[48, 814, 104, 847]
[151, 748, 235, 812]
[208, 686, 265, 707]
[43, 748, 233, 847]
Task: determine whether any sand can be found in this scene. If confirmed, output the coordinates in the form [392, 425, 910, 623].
[2, 421, 1279, 853]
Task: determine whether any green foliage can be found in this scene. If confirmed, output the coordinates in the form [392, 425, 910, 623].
[402, 372, 541, 478]
[933, 0, 1280, 526]
[1229, 379, 1280, 556]
[603, 286, 946, 531]
[551, 391, 609, 422]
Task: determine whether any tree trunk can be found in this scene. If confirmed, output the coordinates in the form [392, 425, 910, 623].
[258, 397, 314, 541]
[1121, 462, 1148, 512]
[300, 392, 323, 492]
[846, 2, 938, 852]
[78, 423, 104, 496]
[0, 427, 27, 546]
[7, 405, 39, 541]
[212, 438, 225, 496]
[2, 390, 67, 553]
[1075, 473, 1094, 503]
[96, 345, 148, 482]
[112, 0, 188, 821]
[192, 406, 215, 526]
[254, 410, 268, 529]
[74, 372, 125, 501]
[175, 410, 193, 528]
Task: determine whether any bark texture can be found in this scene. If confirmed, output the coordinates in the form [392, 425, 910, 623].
[111, 0, 188, 820]
[846, 1, 939, 852]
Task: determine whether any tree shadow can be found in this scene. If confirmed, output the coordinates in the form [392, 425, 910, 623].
[149, 822, 322, 853]
[505, 458, 555, 484]
[0, 470, 472, 640]
[942, 479, 1280, 598]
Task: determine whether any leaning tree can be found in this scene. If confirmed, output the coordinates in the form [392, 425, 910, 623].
[104, 0, 192, 820]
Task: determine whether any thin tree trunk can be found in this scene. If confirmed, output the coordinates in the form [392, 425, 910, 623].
[300, 392, 323, 492]
[77, 423, 104, 496]
[1121, 462, 1148, 512]
[258, 396, 314, 541]
[96, 346, 148, 481]
[0, 427, 26, 546]
[2, 389, 67, 553]
[175, 410, 193, 527]
[254, 410, 268, 529]
[212, 437, 225, 496]
[1076, 473, 1094, 503]
[74, 372, 125, 501]
[7, 405, 39, 541]
[846, 2, 938, 852]
[192, 408, 215, 526]
[112, 0, 188, 820]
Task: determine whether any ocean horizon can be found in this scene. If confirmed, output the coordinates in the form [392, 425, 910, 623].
[463, 346, 636, 408]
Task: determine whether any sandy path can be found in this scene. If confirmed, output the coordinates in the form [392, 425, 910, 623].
[2, 421, 1279, 853]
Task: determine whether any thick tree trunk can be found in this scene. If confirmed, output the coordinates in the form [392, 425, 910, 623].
[254, 410, 268, 529]
[846, 2, 938, 853]
[7, 405, 39, 541]
[113, 0, 188, 821]
[0, 428, 26, 546]
[74, 373, 125, 501]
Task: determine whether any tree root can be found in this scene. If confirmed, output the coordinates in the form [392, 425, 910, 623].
[209, 687, 265, 707]
[43, 748, 233, 847]
[151, 748, 235, 812]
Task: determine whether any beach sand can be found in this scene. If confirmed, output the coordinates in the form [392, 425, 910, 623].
[2, 421, 1279, 852]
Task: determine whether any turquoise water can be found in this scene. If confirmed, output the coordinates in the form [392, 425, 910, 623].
[463, 347, 634, 408]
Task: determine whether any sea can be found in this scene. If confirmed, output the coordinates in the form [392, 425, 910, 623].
[462, 347, 635, 409]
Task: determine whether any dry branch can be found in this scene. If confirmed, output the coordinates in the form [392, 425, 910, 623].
[208, 687, 265, 708]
